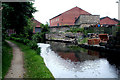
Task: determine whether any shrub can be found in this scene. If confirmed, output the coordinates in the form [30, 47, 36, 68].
[27, 41, 38, 50]
[32, 32, 42, 43]
[23, 39, 30, 44]
[10, 34, 16, 37]
[36, 47, 41, 55]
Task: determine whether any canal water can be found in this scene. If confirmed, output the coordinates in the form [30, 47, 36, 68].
[37, 41, 120, 78]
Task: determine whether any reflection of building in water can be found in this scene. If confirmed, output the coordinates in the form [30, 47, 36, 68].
[57, 50, 100, 62]
[88, 50, 99, 56]
[47, 41, 101, 62]
[58, 52, 79, 62]
[46, 41, 72, 52]
[75, 50, 100, 62]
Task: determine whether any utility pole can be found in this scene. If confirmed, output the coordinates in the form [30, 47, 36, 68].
[116, 0, 120, 20]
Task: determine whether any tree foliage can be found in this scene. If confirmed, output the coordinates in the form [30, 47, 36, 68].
[31, 23, 49, 43]
[2, 2, 37, 35]
[40, 23, 49, 43]
[23, 19, 34, 39]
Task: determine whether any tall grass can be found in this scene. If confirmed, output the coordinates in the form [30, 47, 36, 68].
[2, 41, 13, 78]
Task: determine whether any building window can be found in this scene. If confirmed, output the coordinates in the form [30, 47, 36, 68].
[35, 27, 41, 33]
[57, 23, 59, 26]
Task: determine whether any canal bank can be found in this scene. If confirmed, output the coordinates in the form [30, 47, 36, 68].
[46, 39, 120, 53]
[78, 43, 120, 53]
[38, 41, 120, 78]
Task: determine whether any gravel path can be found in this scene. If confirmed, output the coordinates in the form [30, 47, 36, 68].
[5, 40, 25, 78]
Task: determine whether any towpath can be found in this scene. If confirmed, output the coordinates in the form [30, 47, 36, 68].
[5, 40, 25, 78]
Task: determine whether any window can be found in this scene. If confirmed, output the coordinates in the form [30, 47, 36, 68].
[35, 27, 41, 33]
[57, 23, 59, 26]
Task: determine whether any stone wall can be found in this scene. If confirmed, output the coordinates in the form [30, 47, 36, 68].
[49, 27, 70, 33]
[46, 26, 83, 41]
[75, 15, 100, 27]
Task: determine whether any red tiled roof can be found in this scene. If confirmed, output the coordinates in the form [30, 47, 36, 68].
[100, 16, 118, 25]
[50, 6, 91, 20]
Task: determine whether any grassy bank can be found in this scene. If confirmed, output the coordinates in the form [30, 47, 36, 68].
[10, 40, 54, 78]
[2, 41, 13, 78]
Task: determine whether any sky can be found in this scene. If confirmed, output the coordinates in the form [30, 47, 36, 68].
[33, 0, 119, 24]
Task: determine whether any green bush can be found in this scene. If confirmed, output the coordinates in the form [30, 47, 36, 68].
[10, 34, 16, 37]
[36, 47, 41, 55]
[9, 36, 30, 45]
[23, 39, 30, 44]
[27, 41, 38, 50]
[9, 33, 42, 54]
[32, 32, 42, 43]
[9, 36, 40, 55]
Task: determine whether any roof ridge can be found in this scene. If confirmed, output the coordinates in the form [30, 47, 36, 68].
[50, 6, 91, 20]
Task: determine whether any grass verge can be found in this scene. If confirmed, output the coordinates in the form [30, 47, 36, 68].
[2, 41, 13, 78]
[10, 40, 54, 79]
[79, 38, 89, 44]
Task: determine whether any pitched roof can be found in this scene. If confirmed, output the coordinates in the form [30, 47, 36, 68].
[50, 6, 91, 20]
[100, 16, 119, 25]
[112, 18, 120, 22]
[32, 18, 42, 27]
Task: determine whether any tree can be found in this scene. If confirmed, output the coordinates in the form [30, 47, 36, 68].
[24, 19, 34, 40]
[2, 2, 37, 35]
[40, 23, 49, 43]
[118, 22, 120, 32]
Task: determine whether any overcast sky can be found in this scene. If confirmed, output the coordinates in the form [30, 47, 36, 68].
[33, 0, 119, 24]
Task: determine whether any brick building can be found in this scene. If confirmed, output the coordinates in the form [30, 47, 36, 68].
[6, 18, 42, 36]
[100, 16, 119, 26]
[32, 18, 42, 33]
[50, 6, 91, 27]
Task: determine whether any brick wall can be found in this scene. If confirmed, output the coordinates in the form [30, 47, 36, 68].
[50, 7, 91, 26]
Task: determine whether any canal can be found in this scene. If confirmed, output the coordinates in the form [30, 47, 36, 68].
[38, 41, 120, 78]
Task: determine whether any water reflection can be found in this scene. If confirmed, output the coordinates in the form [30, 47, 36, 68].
[44, 41, 120, 78]
[46, 41, 101, 62]
[46, 41, 120, 68]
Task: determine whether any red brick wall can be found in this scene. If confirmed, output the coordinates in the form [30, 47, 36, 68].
[32, 19, 42, 33]
[50, 7, 91, 26]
